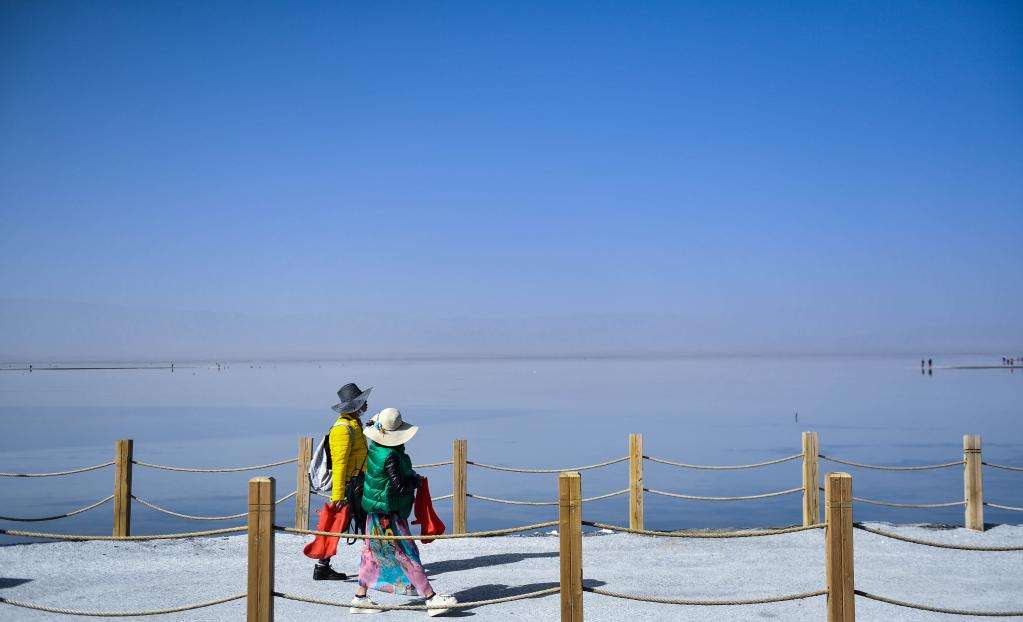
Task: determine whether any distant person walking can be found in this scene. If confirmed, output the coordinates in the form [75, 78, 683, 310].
[313, 383, 372, 581]
[350, 408, 458, 616]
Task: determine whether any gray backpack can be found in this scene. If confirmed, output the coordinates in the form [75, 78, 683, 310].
[308, 422, 347, 494]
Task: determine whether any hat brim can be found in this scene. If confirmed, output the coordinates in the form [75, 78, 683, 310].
[364, 421, 418, 447]
[332, 387, 372, 413]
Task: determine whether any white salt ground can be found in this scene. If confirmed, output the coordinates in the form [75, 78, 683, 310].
[0, 523, 1021, 621]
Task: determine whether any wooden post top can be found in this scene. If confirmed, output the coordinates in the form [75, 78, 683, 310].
[248, 477, 276, 507]
[964, 434, 981, 451]
[825, 472, 852, 501]
[559, 472, 581, 508]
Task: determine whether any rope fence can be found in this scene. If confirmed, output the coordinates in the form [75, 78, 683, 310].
[0, 461, 115, 478]
[855, 591, 1023, 617]
[584, 520, 825, 538]
[275, 587, 561, 611]
[466, 456, 628, 473]
[466, 488, 628, 506]
[132, 457, 296, 473]
[851, 495, 964, 509]
[853, 523, 1023, 551]
[5, 431, 1018, 542]
[644, 453, 802, 470]
[2, 432, 1022, 621]
[584, 586, 829, 606]
[413, 460, 453, 468]
[0, 495, 113, 522]
[0, 593, 246, 617]
[276, 520, 558, 540]
[133, 491, 297, 521]
[0, 526, 246, 541]
[646, 486, 802, 501]
[987, 502, 1023, 512]
[819, 455, 964, 471]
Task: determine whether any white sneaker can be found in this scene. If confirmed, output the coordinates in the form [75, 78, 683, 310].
[349, 595, 383, 614]
[425, 594, 458, 617]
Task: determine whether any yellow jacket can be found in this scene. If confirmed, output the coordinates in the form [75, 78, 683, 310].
[329, 414, 368, 503]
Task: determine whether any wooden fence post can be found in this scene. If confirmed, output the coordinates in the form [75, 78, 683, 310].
[452, 439, 467, 534]
[825, 472, 855, 622]
[558, 471, 583, 622]
[247, 477, 275, 622]
[964, 434, 984, 531]
[295, 437, 312, 530]
[113, 439, 133, 537]
[629, 433, 644, 530]
[802, 431, 820, 525]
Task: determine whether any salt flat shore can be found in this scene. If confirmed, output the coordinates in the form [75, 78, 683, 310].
[1, 523, 1021, 621]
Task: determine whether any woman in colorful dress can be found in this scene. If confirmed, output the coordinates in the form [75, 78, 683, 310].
[351, 407, 458, 617]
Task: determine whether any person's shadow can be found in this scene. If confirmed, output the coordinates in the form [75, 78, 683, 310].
[0, 578, 33, 589]
[424, 551, 558, 577]
[407, 579, 607, 617]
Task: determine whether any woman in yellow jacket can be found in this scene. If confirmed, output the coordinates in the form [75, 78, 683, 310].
[314, 383, 371, 581]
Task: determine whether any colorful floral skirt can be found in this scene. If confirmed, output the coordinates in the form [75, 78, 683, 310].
[358, 512, 432, 596]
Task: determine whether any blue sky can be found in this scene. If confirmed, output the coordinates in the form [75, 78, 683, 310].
[1, 1, 1021, 359]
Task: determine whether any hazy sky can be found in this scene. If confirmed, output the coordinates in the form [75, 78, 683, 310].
[2, 1, 1021, 359]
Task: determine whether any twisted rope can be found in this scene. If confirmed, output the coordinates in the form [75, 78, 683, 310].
[413, 460, 452, 469]
[466, 456, 628, 473]
[985, 462, 1023, 473]
[275, 587, 560, 610]
[0, 461, 114, 478]
[0, 495, 114, 522]
[583, 521, 825, 538]
[854, 523, 1023, 551]
[0, 593, 245, 617]
[814, 486, 965, 508]
[855, 590, 1023, 616]
[0, 526, 246, 541]
[643, 453, 802, 470]
[584, 586, 828, 605]
[986, 502, 1023, 512]
[467, 489, 628, 506]
[433, 494, 453, 501]
[852, 495, 964, 509]
[819, 455, 963, 471]
[132, 457, 296, 472]
[645, 486, 802, 501]
[133, 491, 297, 520]
[277, 520, 557, 540]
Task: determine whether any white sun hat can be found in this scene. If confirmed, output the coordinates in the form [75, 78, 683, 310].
[365, 408, 419, 447]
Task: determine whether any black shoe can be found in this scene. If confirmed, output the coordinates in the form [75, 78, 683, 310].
[313, 564, 348, 581]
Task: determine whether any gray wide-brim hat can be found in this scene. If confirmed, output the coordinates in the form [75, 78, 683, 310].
[332, 383, 372, 414]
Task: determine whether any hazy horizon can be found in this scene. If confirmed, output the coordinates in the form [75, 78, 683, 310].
[2, 297, 1020, 363]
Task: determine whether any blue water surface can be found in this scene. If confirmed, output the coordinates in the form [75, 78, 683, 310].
[1, 355, 1020, 544]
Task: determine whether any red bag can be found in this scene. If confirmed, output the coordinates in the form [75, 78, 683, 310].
[303, 502, 351, 560]
[412, 476, 446, 544]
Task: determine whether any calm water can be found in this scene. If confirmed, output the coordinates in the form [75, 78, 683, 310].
[1, 355, 1020, 544]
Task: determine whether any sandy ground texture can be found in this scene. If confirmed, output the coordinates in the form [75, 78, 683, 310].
[0, 523, 1021, 621]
